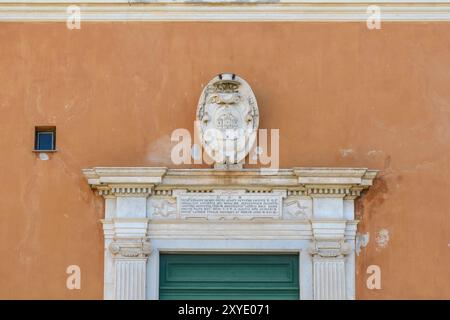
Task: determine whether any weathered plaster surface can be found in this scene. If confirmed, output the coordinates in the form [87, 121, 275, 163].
[0, 22, 449, 299]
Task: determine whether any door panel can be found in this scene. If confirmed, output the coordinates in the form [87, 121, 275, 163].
[159, 254, 299, 300]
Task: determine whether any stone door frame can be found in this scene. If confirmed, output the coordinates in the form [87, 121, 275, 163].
[83, 167, 377, 300]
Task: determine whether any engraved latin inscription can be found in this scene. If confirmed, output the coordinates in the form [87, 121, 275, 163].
[178, 194, 281, 218]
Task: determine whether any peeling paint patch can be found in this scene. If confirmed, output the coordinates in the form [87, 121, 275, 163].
[356, 232, 370, 256]
[340, 148, 353, 157]
[367, 150, 384, 157]
[147, 134, 174, 164]
[376, 229, 390, 250]
[38, 153, 49, 161]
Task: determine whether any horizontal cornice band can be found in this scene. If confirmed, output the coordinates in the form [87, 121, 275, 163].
[0, 2, 450, 22]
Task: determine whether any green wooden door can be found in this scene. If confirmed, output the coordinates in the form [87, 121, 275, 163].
[159, 254, 299, 300]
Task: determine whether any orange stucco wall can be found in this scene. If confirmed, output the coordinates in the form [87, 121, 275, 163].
[0, 22, 449, 299]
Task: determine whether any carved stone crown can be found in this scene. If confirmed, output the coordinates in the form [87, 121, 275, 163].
[212, 79, 240, 93]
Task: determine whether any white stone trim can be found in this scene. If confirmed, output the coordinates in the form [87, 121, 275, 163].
[83, 167, 376, 188]
[114, 258, 148, 300]
[313, 257, 346, 300]
[2, 1, 447, 3]
[1, 2, 450, 22]
[148, 220, 313, 239]
[84, 166, 376, 300]
[147, 241, 312, 300]
[103, 218, 151, 300]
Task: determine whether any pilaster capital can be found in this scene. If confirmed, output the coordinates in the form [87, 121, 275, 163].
[109, 238, 152, 259]
[308, 240, 351, 258]
[309, 219, 353, 257]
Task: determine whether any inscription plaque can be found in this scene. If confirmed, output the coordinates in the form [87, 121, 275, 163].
[177, 193, 282, 219]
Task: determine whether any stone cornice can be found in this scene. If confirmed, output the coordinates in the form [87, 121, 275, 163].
[83, 167, 167, 197]
[83, 167, 167, 184]
[83, 167, 378, 199]
[1, 2, 449, 22]
[294, 167, 377, 186]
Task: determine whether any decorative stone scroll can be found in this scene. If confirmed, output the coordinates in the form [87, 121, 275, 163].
[109, 239, 152, 258]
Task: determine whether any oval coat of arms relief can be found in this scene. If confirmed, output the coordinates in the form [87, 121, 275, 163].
[196, 73, 259, 166]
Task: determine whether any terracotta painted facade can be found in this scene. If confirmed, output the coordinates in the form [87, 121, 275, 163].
[0, 21, 449, 299]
